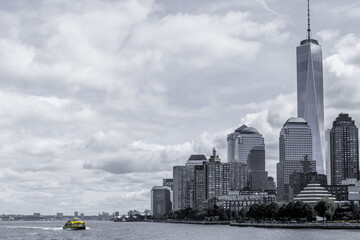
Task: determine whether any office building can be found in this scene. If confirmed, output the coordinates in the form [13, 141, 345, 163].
[173, 166, 187, 211]
[325, 129, 331, 184]
[229, 162, 247, 191]
[277, 117, 315, 201]
[185, 155, 207, 208]
[235, 127, 265, 164]
[330, 113, 359, 185]
[151, 186, 172, 216]
[296, 1, 325, 174]
[247, 146, 268, 190]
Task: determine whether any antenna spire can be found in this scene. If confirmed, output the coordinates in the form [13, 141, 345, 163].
[307, 0, 311, 40]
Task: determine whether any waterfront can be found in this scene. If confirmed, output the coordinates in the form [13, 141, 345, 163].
[1, 221, 360, 240]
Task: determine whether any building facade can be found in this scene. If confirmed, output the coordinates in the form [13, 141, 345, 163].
[277, 117, 315, 202]
[151, 186, 172, 216]
[247, 146, 268, 191]
[173, 166, 187, 211]
[330, 113, 359, 185]
[234, 127, 265, 164]
[185, 155, 208, 208]
[229, 162, 248, 191]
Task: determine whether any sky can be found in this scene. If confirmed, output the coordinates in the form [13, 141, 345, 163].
[1, 0, 360, 215]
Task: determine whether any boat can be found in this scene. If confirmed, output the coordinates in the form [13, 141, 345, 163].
[63, 218, 86, 230]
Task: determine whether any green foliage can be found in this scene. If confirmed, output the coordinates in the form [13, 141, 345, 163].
[314, 198, 337, 220]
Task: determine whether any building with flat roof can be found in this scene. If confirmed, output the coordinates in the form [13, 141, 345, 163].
[151, 186, 172, 216]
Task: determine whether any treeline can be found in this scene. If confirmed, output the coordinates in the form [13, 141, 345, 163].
[165, 199, 360, 222]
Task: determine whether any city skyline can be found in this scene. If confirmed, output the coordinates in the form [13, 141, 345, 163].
[1, 0, 360, 215]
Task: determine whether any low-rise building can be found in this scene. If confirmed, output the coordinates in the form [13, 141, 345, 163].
[207, 191, 275, 212]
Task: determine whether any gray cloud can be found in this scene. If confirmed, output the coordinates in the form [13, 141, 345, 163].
[1, 0, 360, 215]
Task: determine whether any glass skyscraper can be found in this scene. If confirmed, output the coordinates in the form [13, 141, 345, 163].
[276, 117, 315, 202]
[296, 3, 325, 174]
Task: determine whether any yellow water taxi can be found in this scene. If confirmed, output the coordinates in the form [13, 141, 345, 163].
[63, 218, 86, 230]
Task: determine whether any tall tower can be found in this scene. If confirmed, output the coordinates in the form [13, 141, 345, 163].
[297, 0, 325, 174]
[330, 113, 359, 185]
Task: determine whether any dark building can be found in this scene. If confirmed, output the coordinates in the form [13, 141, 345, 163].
[229, 162, 247, 191]
[325, 185, 349, 201]
[289, 172, 327, 200]
[151, 186, 172, 216]
[192, 148, 231, 209]
[289, 155, 326, 200]
[247, 146, 268, 191]
[193, 165, 207, 209]
[330, 113, 359, 185]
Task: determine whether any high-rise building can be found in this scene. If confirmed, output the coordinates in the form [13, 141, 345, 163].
[227, 125, 265, 191]
[296, 0, 325, 174]
[173, 166, 187, 211]
[277, 117, 315, 202]
[229, 162, 247, 191]
[206, 148, 229, 198]
[185, 155, 207, 208]
[325, 129, 331, 184]
[235, 127, 265, 164]
[247, 146, 268, 191]
[193, 165, 207, 209]
[151, 186, 172, 216]
[227, 125, 247, 162]
[192, 149, 230, 209]
[330, 113, 359, 185]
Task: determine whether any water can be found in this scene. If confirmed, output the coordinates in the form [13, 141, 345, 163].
[1, 221, 360, 240]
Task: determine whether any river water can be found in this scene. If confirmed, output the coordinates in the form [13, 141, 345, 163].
[1, 221, 360, 240]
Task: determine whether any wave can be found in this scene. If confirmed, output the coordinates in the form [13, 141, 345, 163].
[5, 226, 63, 231]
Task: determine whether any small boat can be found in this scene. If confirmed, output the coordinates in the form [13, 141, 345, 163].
[63, 218, 86, 230]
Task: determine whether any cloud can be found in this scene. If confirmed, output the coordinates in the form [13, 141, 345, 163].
[0, 0, 358, 215]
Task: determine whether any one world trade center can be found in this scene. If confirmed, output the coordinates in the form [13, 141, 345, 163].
[296, 0, 325, 174]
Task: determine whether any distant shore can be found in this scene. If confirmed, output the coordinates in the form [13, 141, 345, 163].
[151, 220, 360, 229]
[230, 222, 360, 229]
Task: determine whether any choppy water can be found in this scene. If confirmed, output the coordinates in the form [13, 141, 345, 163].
[1, 220, 360, 240]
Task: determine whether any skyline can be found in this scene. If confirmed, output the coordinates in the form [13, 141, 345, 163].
[1, 0, 360, 215]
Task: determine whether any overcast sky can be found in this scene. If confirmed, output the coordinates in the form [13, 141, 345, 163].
[1, 0, 360, 215]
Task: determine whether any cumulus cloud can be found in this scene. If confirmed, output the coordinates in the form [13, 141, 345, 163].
[0, 0, 359, 215]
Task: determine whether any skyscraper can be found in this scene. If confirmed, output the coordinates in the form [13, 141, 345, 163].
[227, 125, 265, 191]
[247, 146, 268, 191]
[193, 148, 230, 209]
[173, 166, 187, 211]
[296, 0, 325, 174]
[185, 154, 207, 208]
[330, 113, 359, 185]
[227, 125, 247, 162]
[234, 127, 265, 164]
[277, 117, 315, 202]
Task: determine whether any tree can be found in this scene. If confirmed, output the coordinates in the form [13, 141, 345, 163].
[324, 209, 333, 221]
[247, 204, 260, 220]
[293, 201, 305, 220]
[314, 198, 337, 220]
[276, 204, 287, 221]
[265, 202, 279, 220]
[285, 201, 296, 220]
[303, 203, 316, 222]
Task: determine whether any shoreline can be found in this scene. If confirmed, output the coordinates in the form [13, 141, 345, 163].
[230, 222, 360, 229]
[151, 220, 360, 229]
